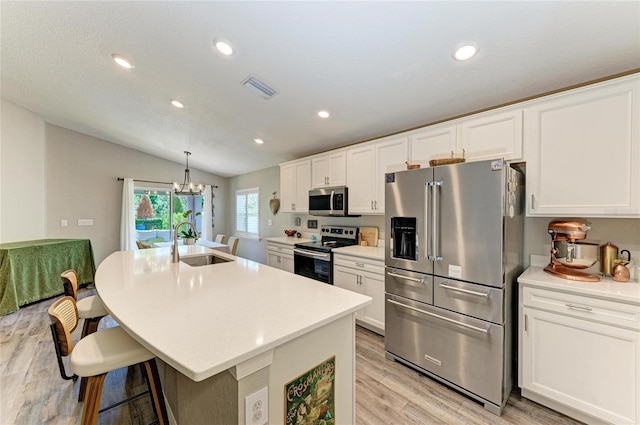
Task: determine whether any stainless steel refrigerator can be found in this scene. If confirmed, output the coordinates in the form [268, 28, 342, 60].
[384, 158, 524, 415]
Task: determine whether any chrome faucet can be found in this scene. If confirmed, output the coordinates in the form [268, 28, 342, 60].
[172, 221, 199, 263]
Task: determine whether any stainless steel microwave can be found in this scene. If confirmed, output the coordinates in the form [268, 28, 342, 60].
[308, 186, 349, 216]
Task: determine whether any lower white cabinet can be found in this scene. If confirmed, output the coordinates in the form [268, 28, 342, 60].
[266, 242, 294, 273]
[519, 278, 640, 425]
[333, 253, 385, 335]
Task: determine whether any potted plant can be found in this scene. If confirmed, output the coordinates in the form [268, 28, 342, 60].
[180, 227, 197, 245]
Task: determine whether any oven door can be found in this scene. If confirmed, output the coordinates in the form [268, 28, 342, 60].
[294, 248, 332, 284]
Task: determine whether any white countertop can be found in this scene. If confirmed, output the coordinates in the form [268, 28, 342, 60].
[518, 266, 640, 305]
[264, 236, 312, 246]
[333, 245, 385, 261]
[95, 245, 371, 382]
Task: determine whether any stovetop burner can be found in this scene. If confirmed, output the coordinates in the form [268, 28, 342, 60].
[294, 225, 359, 252]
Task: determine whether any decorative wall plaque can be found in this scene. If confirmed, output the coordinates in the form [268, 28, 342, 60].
[285, 356, 335, 425]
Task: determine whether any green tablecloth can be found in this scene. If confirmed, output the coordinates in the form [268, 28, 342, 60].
[0, 239, 96, 316]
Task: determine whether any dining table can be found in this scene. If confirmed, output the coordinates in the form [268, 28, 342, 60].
[0, 238, 96, 315]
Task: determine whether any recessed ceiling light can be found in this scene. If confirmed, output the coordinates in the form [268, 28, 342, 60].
[318, 110, 331, 119]
[111, 54, 134, 69]
[171, 99, 184, 108]
[213, 38, 234, 56]
[453, 45, 478, 61]
[254, 138, 264, 144]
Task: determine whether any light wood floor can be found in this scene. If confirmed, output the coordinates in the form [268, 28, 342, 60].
[1, 289, 583, 425]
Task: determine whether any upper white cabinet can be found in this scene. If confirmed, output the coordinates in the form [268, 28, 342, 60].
[524, 75, 640, 217]
[279, 159, 311, 213]
[408, 124, 458, 168]
[347, 136, 408, 214]
[460, 109, 523, 161]
[408, 109, 523, 167]
[311, 151, 346, 188]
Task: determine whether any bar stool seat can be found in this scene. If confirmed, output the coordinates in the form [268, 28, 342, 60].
[49, 296, 168, 425]
[71, 326, 153, 377]
[61, 269, 108, 337]
[76, 296, 108, 321]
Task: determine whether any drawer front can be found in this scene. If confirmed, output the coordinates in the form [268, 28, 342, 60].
[434, 277, 504, 324]
[334, 255, 384, 274]
[385, 267, 433, 305]
[385, 294, 504, 405]
[267, 243, 293, 256]
[523, 286, 640, 330]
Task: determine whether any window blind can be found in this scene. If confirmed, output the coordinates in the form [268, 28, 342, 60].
[235, 187, 259, 238]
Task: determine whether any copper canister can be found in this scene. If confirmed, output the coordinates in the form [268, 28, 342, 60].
[599, 242, 618, 276]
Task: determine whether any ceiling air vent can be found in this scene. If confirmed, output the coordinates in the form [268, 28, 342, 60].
[241, 75, 278, 100]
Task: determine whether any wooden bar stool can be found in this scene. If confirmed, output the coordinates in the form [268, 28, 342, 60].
[48, 296, 169, 425]
[60, 269, 108, 338]
[227, 236, 239, 255]
[214, 234, 227, 244]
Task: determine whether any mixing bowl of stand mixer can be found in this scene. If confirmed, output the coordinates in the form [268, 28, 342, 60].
[544, 220, 600, 282]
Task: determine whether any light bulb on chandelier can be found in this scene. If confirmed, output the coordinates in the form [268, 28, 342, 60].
[173, 151, 203, 195]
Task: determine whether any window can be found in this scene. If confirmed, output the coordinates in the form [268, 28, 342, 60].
[133, 185, 205, 244]
[235, 187, 259, 238]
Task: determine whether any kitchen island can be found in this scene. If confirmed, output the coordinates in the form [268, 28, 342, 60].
[95, 245, 371, 424]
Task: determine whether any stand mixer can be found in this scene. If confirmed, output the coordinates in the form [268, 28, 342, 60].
[544, 220, 600, 282]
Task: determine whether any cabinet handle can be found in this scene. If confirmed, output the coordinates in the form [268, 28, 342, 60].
[565, 303, 593, 312]
[374, 200, 378, 210]
[531, 194, 535, 210]
[524, 314, 528, 332]
[355, 262, 365, 268]
[292, 203, 295, 210]
[370, 200, 374, 210]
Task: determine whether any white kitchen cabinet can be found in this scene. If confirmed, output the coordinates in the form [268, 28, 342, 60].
[524, 75, 640, 217]
[279, 159, 311, 213]
[266, 241, 294, 273]
[408, 123, 458, 168]
[459, 108, 522, 162]
[311, 151, 346, 188]
[334, 253, 385, 334]
[346, 136, 407, 214]
[519, 271, 640, 425]
[408, 109, 522, 167]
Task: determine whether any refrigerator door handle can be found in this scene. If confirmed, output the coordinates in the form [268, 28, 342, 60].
[427, 181, 443, 261]
[424, 182, 430, 261]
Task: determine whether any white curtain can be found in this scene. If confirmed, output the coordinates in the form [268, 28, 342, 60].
[120, 178, 136, 250]
[202, 185, 212, 240]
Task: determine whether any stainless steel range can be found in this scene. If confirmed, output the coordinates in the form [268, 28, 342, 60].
[294, 225, 359, 284]
[384, 159, 524, 415]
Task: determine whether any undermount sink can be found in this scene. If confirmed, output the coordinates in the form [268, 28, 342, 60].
[180, 254, 232, 267]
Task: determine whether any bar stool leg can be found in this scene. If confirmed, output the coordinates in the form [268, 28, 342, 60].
[78, 376, 88, 402]
[143, 359, 169, 425]
[81, 373, 107, 425]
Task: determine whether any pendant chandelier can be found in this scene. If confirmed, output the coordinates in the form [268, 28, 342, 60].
[173, 151, 203, 195]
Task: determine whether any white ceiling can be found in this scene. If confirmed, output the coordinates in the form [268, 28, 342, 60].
[2, 1, 639, 178]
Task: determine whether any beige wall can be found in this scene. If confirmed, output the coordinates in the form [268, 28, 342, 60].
[45, 124, 228, 264]
[1, 100, 46, 242]
[0, 99, 229, 265]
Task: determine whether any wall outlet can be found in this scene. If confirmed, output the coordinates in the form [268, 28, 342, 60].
[60, 220, 68, 227]
[245, 386, 268, 425]
[77, 219, 93, 226]
[268, 219, 273, 226]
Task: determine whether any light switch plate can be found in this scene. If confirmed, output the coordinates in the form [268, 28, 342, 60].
[60, 220, 68, 227]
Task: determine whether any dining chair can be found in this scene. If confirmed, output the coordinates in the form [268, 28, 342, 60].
[227, 236, 239, 255]
[48, 296, 169, 425]
[60, 269, 108, 338]
[214, 234, 227, 244]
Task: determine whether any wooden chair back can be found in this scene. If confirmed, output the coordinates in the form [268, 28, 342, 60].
[48, 296, 79, 357]
[214, 234, 226, 244]
[227, 236, 239, 255]
[60, 269, 79, 300]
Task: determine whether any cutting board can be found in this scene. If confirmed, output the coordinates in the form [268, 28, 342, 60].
[359, 227, 379, 247]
